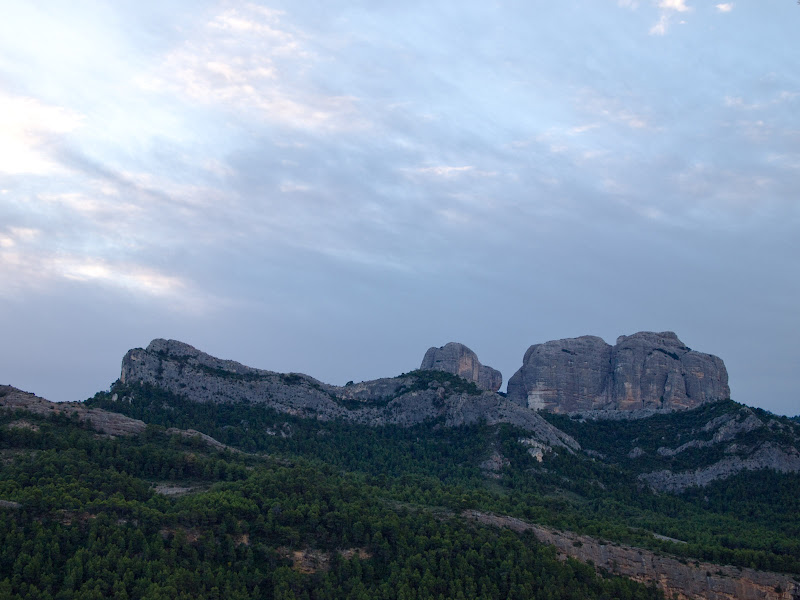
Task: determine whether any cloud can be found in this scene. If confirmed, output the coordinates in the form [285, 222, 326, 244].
[649, 0, 692, 35]
[576, 91, 653, 130]
[55, 257, 186, 299]
[140, 5, 366, 132]
[0, 236, 202, 309]
[0, 92, 83, 174]
[724, 91, 799, 111]
[715, 3, 733, 12]
[658, 0, 690, 12]
[411, 165, 475, 177]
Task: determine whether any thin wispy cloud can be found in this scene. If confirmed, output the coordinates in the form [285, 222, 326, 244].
[139, 4, 366, 132]
[0, 92, 84, 175]
[650, 0, 692, 35]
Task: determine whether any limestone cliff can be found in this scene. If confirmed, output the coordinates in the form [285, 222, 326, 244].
[507, 331, 729, 413]
[419, 342, 502, 392]
[120, 339, 578, 452]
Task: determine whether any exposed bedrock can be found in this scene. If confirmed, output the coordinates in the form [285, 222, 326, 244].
[419, 342, 502, 392]
[507, 331, 729, 413]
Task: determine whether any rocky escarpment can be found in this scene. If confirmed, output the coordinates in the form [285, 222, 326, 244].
[419, 342, 502, 392]
[507, 331, 729, 413]
[467, 511, 800, 600]
[120, 339, 578, 452]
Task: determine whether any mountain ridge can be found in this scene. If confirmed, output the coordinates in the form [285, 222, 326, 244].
[120, 338, 578, 453]
[3, 335, 800, 600]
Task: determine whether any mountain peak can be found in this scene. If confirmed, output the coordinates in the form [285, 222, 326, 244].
[507, 331, 729, 413]
[419, 342, 502, 392]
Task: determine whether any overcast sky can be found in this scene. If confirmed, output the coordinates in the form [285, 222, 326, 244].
[1, 1, 798, 416]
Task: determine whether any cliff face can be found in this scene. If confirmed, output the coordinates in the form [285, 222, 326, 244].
[120, 339, 578, 452]
[507, 331, 729, 413]
[419, 342, 502, 392]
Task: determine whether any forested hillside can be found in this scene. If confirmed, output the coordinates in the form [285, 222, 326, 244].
[85, 382, 800, 575]
[2, 378, 799, 600]
[0, 401, 663, 600]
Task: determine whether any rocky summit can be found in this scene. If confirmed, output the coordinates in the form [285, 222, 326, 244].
[507, 331, 729, 413]
[419, 342, 502, 392]
[120, 339, 578, 452]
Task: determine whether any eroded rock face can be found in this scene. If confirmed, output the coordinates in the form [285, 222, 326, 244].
[119, 340, 577, 452]
[419, 342, 502, 392]
[507, 331, 729, 413]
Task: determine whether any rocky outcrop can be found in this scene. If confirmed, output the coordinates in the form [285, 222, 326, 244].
[507, 331, 729, 413]
[119, 339, 578, 452]
[0, 385, 234, 452]
[419, 342, 502, 392]
[0, 385, 146, 436]
[640, 442, 800, 493]
[467, 510, 800, 600]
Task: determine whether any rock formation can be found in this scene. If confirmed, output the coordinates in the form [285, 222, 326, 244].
[120, 339, 578, 452]
[507, 331, 729, 413]
[419, 342, 502, 392]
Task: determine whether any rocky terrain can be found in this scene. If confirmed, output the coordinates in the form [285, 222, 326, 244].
[119, 339, 578, 452]
[0, 384, 232, 452]
[507, 331, 729, 413]
[468, 511, 800, 600]
[634, 405, 800, 492]
[419, 342, 502, 392]
[0, 384, 146, 436]
[546, 399, 800, 492]
[115, 337, 800, 490]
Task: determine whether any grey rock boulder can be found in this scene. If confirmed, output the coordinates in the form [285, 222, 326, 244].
[420, 342, 502, 392]
[507, 331, 729, 413]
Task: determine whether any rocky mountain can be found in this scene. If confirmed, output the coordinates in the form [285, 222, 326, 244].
[507, 331, 729, 413]
[4, 335, 800, 600]
[116, 337, 800, 491]
[419, 342, 502, 392]
[120, 339, 577, 452]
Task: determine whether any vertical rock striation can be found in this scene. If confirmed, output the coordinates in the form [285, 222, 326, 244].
[419, 342, 503, 392]
[507, 331, 729, 413]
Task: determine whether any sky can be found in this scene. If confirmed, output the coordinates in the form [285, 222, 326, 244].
[0, 1, 798, 416]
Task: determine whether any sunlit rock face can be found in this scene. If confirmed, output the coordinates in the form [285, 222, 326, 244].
[419, 342, 503, 392]
[507, 331, 729, 413]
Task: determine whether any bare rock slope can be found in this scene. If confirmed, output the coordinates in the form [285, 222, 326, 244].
[507, 331, 729, 413]
[468, 510, 800, 600]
